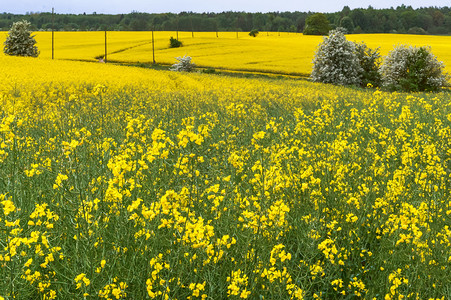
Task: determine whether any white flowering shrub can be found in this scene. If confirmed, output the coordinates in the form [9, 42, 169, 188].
[3, 20, 39, 57]
[311, 29, 362, 86]
[170, 55, 196, 72]
[380, 45, 449, 92]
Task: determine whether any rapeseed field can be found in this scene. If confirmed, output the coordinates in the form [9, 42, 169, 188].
[0, 53, 450, 299]
[2, 31, 451, 76]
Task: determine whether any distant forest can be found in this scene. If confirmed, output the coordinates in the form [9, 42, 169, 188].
[1, 5, 451, 35]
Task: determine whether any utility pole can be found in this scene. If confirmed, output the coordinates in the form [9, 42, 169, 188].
[176, 16, 179, 41]
[104, 30, 107, 63]
[152, 29, 155, 64]
[52, 7, 54, 59]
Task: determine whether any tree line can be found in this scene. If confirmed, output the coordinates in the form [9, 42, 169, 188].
[0, 5, 450, 35]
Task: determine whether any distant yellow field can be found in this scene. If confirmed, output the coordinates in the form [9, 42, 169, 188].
[1, 31, 451, 75]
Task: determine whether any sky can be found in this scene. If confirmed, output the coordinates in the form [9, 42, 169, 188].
[1, 0, 450, 14]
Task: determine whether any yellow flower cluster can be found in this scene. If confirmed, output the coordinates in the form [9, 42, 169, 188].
[227, 269, 251, 299]
[0, 52, 450, 299]
[98, 280, 128, 299]
[75, 273, 90, 289]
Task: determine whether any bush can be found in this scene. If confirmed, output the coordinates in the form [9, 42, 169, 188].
[169, 37, 182, 48]
[3, 20, 39, 57]
[170, 55, 195, 72]
[311, 28, 362, 85]
[354, 42, 382, 87]
[312, 29, 382, 87]
[249, 30, 259, 37]
[380, 45, 449, 92]
[407, 27, 427, 35]
[202, 67, 216, 74]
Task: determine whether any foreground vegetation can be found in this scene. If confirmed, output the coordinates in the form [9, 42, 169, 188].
[1, 54, 450, 299]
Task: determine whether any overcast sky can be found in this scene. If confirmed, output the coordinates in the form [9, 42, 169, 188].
[2, 0, 450, 14]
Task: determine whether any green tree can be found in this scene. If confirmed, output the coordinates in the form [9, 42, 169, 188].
[350, 9, 368, 31]
[130, 18, 148, 31]
[303, 13, 330, 35]
[339, 16, 354, 33]
[341, 5, 351, 16]
[3, 20, 39, 57]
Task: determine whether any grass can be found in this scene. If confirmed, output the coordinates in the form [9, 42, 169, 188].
[0, 53, 450, 299]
